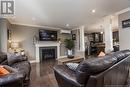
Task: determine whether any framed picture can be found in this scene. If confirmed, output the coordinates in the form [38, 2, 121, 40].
[72, 34, 76, 40]
[122, 19, 130, 28]
[7, 29, 11, 40]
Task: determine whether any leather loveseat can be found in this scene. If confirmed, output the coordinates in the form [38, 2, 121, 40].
[54, 50, 130, 87]
[0, 51, 31, 87]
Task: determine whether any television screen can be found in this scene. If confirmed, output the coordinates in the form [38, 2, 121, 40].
[39, 29, 57, 41]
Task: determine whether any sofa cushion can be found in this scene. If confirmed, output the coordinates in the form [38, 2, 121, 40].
[110, 50, 130, 62]
[121, 50, 130, 57]
[0, 52, 7, 64]
[77, 55, 117, 74]
[7, 54, 27, 66]
[0, 60, 8, 65]
[76, 55, 117, 84]
[11, 61, 31, 80]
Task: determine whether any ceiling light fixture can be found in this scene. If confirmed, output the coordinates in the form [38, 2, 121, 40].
[92, 9, 96, 13]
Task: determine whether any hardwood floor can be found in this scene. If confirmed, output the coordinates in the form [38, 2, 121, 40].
[29, 59, 58, 87]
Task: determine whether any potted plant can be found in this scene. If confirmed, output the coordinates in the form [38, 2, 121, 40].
[64, 39, 75, 58]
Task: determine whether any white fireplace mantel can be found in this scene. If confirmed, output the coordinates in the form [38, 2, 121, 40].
[35, 41, 60, 62]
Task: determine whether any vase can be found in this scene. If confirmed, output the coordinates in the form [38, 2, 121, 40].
[67, 50, 74, 59]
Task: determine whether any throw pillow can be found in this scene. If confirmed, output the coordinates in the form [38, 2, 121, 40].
[98, 51, 106, 57]
[7, 53, 27, 65]
[66, 63, 79, 71]
[0, 66, 10, 76]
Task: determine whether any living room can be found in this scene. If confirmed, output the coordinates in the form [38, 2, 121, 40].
[0, 0, 130, 87]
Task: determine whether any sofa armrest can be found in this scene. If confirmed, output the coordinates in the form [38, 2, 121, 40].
[54, 65, 84, 87]
[3, 65, 18, 73]
[0, 73, 24, 85]
[0, 65, 24, 86]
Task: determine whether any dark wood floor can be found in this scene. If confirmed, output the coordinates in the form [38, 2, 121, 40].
[29, 59, 58, 87]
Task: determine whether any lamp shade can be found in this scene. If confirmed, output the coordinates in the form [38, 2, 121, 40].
[11, 42, 19, 48]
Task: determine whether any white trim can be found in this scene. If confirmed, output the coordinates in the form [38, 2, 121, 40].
[79, 26, 85, 51]
[60, 30, 71, 34]
[30, 60, 37, 63]
[72, 28, 79, 30]
[11, 22, 63, 30]
[58, 56, 67, 59]
[30, 55, 67, 63]
[115, 7, 130, 15]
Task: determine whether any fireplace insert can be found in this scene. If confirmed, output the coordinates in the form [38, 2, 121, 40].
[40, 47, 57, 61]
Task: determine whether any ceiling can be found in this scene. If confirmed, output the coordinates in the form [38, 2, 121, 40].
[86, 15, 119, 33]
[6, 0, 130, 30]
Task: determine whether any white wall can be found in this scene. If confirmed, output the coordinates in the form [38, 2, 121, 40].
[119, 11, 130, 50]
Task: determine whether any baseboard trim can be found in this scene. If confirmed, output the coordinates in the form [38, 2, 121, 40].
[30, 60, 37, 63]
[30, 56, 68, 63]
[56, 56, 67, 60]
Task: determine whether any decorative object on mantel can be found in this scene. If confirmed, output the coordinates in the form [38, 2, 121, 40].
[33, 35, 38, 45]
[64, 39, 75, 59]
[58, 38, 61, 44]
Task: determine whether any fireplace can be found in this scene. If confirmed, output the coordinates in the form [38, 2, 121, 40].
[35, 41, 60, 62]
[39, 46, 57, 61]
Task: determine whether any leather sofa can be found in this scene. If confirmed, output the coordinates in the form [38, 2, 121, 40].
[54, 50, 130, 87]
[0, 51, 31, 87]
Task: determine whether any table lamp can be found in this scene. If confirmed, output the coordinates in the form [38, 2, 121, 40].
[11, 42, 19, 52]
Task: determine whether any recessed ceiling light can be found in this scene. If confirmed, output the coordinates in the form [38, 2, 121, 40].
[92, 9, 96, 13]
[100, 32, 103, 34]
[66, 24, 69, 27]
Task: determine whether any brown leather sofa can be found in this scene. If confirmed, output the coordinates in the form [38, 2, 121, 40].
[0, 51, 31, 87]
[54, 50, 130, 87]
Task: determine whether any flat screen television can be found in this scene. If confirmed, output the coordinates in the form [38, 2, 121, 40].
[39, 29, 57, 41]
